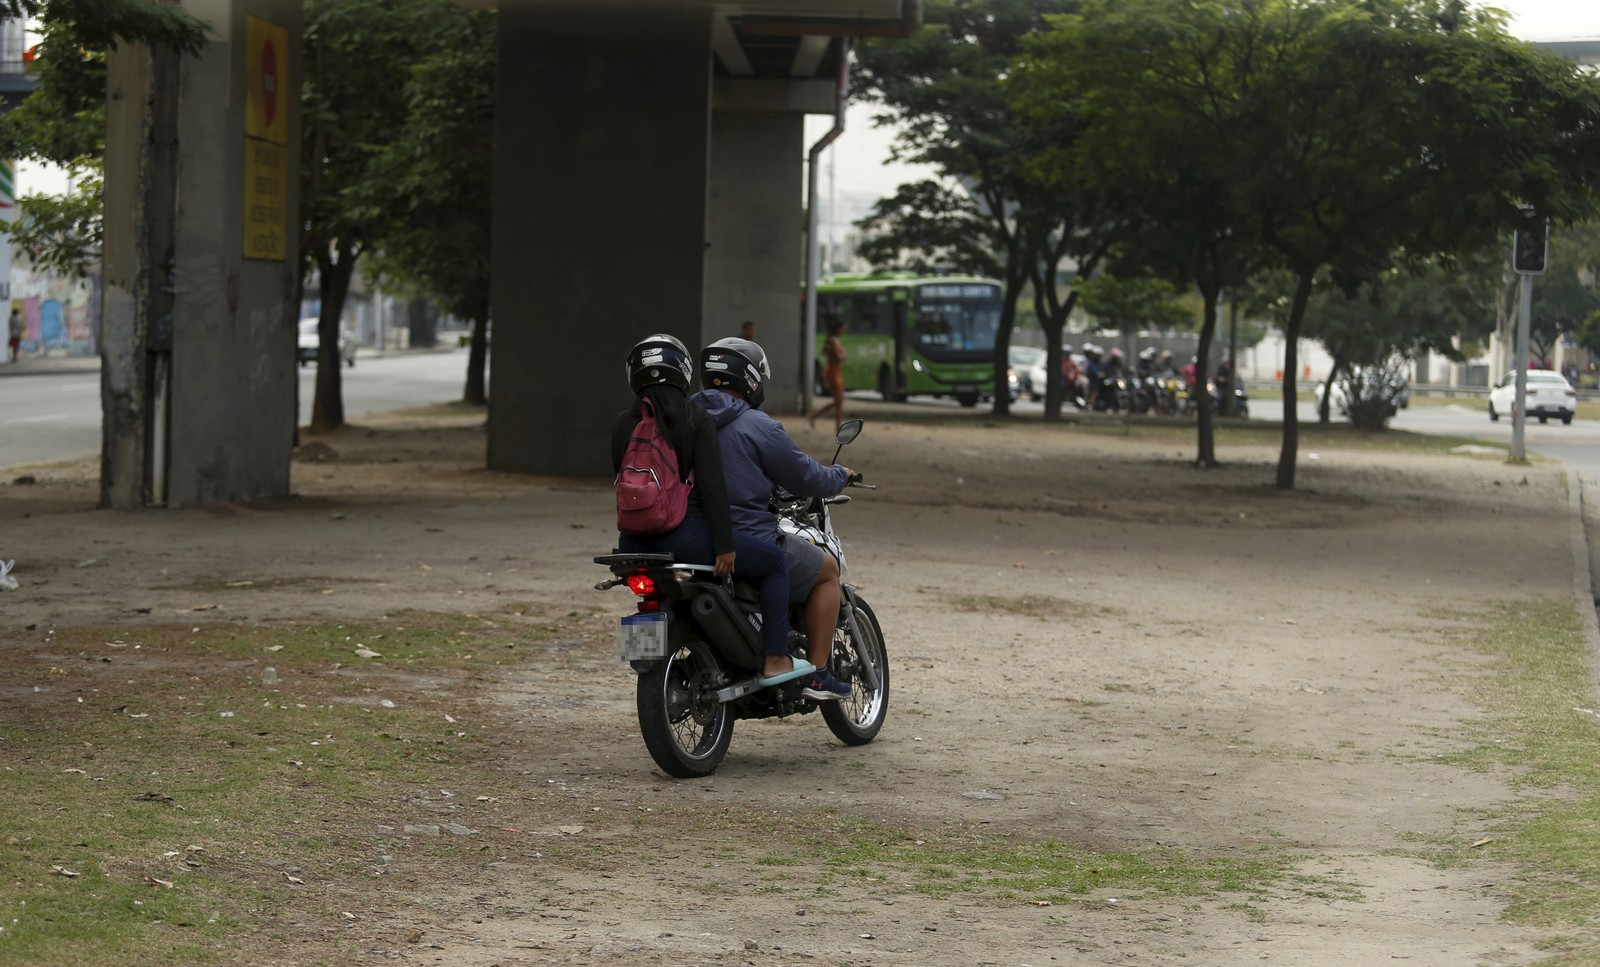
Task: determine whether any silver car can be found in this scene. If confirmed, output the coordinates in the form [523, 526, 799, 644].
[297, 317, 357, 368]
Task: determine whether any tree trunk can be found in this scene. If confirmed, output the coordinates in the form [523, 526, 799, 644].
[1275, 272, 1315, 490]
[1319, 355, 1344, 425]
[463, 310, 489, 406]
[310, 241, 356, 433]
[1194, 283, 1219, 468]
[1041, 289, 1079, 423]
[408, 298, 438, 348]
[989, 264, 1028, 418]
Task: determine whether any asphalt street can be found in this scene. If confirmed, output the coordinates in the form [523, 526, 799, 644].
[6, 358, 1598, 481]
[0, 348, 472, 471]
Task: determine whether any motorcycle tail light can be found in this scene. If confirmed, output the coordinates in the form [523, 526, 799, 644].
[638, 599, 662, 612]
[626, 573, 656, 596]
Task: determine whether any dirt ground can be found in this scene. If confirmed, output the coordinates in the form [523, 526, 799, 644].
[0, 406, 1586, 966]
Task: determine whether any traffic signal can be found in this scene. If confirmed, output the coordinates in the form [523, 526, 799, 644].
[1513, 219, 1547, 275]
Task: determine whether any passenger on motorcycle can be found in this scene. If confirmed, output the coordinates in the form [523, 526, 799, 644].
[610, 334, 792, 664]
[692, 336, 857, 701]
[1156, 350, 1178, 380]
[1082, 344, 1105, 408]
[1061, 344, 1083, 404]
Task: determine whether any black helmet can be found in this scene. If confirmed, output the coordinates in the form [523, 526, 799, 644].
[625, 334, 693, 393]
[700, 336, 771, 409]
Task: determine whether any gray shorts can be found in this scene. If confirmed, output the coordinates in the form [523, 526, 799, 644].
[781, 533, 825, 605]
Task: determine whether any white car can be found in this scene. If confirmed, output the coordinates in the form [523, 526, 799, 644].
[1488, 368, 1576, 424]
[297, 317, 357, 367]
[1008, 346, 1049, 401]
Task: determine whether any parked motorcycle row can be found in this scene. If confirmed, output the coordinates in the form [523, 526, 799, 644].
[1065, 346, 1249, 419]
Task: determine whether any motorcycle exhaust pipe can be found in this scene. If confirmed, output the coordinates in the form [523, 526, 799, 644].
[690, 587, 764, 672]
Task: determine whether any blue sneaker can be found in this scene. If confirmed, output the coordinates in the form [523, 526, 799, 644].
[801, 667, 853, 701]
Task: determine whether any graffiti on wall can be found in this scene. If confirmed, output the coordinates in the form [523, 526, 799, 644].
[8, 265, 101, 357]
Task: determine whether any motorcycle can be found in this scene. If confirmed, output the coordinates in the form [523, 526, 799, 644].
[1208, 379, 1250, 419]
[594, 419, 889, 778]
[1091, 371, 1132, 413]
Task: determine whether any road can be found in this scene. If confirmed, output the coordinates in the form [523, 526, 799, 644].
[8, 359, 1597, 480]
[0, 349, 473, 471]
[1266, 396, 1600, 482]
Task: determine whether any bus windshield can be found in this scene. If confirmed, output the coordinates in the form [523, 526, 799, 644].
[913, 283, 1002, 359]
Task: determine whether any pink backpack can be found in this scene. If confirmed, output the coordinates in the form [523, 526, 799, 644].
[616, 398, 693, 536]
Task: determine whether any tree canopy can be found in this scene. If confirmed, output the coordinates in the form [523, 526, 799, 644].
[352, 5, 495, 406]
[0, 2, 210, 273]
[853, 0, 1093, 421]
[1013, 0, 1600, 485]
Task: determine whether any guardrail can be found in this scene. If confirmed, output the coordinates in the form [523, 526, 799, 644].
[1241, 379, 1600, 401]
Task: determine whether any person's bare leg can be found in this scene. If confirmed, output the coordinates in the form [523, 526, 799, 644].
[804, 555, 841, 669]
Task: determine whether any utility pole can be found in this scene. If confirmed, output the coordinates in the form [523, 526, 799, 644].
[1510, 207, 1547, 463]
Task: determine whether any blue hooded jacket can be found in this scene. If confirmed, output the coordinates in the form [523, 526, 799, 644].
[690, 389, 851, 540]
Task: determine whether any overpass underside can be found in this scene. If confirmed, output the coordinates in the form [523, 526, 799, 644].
[98, 0, 915, 506]
[488, 2, 917, 476]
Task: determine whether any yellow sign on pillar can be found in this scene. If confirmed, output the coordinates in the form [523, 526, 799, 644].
[244, 17, 289, 260]
[244, 138, 287, 260]
[245, 17, 289, 145]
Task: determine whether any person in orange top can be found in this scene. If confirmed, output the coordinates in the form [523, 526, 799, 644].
[808, 318, 847, 431]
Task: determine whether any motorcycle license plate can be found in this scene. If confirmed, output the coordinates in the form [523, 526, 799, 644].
[620, 612, 668, 661]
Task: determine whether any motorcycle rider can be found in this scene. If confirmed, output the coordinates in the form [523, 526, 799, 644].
[1082, 344, 1105, 409]
[1134, 347, 1158, 379]
[610, 335, 792, 674]
[691, 336, 856, 701]
[1155, 350, 1178, 379]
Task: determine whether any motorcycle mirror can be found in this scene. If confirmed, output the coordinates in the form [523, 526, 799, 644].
[830, 419, 864, 465]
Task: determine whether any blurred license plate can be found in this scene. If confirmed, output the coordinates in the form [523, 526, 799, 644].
[620, 612, 667, 661]
[955, 383, 975, 393]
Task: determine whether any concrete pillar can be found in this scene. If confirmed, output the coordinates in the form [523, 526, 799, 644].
[705, 112, 806, 414]
[101, 1, 301, 507]
[488, 7, 714, 476]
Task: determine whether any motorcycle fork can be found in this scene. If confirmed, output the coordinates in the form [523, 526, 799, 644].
[839, 585, 880, 692]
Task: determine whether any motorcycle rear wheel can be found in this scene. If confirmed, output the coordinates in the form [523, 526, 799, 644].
[821, 597, 890, 745]
[636, 637, 733, 778]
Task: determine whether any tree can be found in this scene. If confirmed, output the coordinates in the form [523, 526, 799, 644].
[1253, 253, 1501, 426]
[354, 5, 495, 406]
[0, 4, 209, 269]
[1076, 274, 1191, 343]
[301, 0, 469, 432]
[1017, 0, 1600, 486]
[1013, 0, 1263, 465]
[3, 170, 102, 279]
[854, 180, 1002, 279]
[854, 0, 1091, 421]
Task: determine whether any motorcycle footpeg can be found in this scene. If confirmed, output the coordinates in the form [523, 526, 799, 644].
[715, 678, 762, 703]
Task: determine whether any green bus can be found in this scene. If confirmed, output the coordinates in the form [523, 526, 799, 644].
[811, 273, 1004, 407]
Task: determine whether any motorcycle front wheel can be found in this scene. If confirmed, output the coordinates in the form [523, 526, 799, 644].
[821, 597, 890, 745]
[636, 637, 733, 778]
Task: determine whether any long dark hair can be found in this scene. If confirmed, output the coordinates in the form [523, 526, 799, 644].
[633, 382, 693, 466]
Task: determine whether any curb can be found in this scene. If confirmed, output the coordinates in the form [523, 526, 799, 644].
[1567, 468, 1600, 708]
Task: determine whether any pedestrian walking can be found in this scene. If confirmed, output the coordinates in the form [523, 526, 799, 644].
[7, 308, 21, 363]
